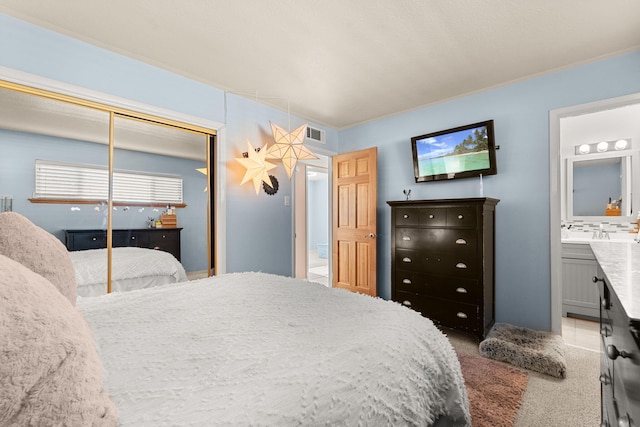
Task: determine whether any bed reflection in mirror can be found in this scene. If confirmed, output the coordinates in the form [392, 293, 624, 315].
[0, 84, 212, 298]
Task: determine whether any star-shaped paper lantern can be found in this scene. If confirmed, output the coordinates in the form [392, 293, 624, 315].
[266, 122, 318, 178]
[235, 140, 277, 195]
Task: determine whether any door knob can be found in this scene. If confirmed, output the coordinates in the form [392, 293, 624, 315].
[364, 233, 376, 238]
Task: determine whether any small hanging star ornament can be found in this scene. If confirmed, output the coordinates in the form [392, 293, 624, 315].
[266, 122, 318, 178]
[235, 140, 277, 194]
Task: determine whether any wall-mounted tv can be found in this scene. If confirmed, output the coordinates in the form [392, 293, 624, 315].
[411, 120, 497, 183]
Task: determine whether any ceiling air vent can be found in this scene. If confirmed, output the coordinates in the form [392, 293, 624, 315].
[306, 126, 325, 144]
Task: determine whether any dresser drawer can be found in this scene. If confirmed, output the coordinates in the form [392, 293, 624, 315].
[419, 208, 447, 226]
[395, 208, 423, 226]
[113, 230, 150, 248]
[67, 231, 107, 250]
[395, 228, 477, 254]
[396, 291, 480, 334]
[148, 231, 181, 260]
[396, 248, 479, 277]
[395, 270, 481, 303]
[446, 206, 477, 228]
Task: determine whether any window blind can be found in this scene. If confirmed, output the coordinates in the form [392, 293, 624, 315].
[34, 160, 183, 204]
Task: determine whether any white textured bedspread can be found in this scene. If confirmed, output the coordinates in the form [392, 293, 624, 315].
[70, 247, 187, 297]
[78, 272, 470, 426]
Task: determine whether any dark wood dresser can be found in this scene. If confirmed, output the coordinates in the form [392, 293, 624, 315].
[387, 198, 499, 340]
[591, 242, 640, 427]
[64, 228, 182, 261]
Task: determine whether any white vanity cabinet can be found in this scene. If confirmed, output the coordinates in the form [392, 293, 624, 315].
[561, 242, 599, 319]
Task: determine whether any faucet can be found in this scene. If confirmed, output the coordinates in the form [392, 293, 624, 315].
[592, 224, 610, 240]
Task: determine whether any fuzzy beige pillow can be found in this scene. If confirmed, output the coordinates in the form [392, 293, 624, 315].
[0, 254, 117, 426]
[0, 212, 77, 305]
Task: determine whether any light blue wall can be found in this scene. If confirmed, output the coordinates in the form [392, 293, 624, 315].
[338, 50, 640, 330]
[0, 129, 208, 272]
[224, 94, 337, 275]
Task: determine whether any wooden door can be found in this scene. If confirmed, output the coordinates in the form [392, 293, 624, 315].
[332, 147, 377, 296]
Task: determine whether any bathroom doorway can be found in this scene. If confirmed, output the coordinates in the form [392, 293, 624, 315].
[306, 166, 329, 286]
[293, 156, 330, 286]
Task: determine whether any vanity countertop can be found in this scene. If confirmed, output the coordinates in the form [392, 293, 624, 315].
[589, 241, 640, 321]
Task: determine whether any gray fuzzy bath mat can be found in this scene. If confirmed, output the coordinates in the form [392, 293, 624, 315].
[479, 323, 567, 379]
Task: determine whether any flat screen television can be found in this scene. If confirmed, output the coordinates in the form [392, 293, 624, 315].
[411, 120, 497, 183]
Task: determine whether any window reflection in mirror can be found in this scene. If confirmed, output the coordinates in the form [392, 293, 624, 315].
[113, 115, 210, 288]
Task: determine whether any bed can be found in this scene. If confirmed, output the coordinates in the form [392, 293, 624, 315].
[0, 212, 471, 426]
[69, 246, 188, 297]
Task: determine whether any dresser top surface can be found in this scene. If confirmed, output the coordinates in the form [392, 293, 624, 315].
[387, 197, 499, 207]
[590, 241, 640, 321]
[64, 228, 182, 233]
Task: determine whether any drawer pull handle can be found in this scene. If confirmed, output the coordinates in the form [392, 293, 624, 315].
[618, 414, 631, 427]
[456, 263, 467, 269]
[131, 236, 136, 240]
[455, 238, 467, 245]
[402, 279, 412, 284]
[402, 236, 411, 241]
[402, 300, 412, 307]
[456, 287, 468, 294]
[162, 235, 166, 239]
[429, 214, 435, 219]
[456, 312, 468, 319]
[402, 257, 412, 263]
[458, 214, 464, 219]
[606, 344, 631, 360]
[403, 214, 409, 219]
[599, 373, 610, 385]
[92, 237, 97, 241]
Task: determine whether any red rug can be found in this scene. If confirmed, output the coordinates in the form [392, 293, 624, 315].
[458, 354, 529, 427]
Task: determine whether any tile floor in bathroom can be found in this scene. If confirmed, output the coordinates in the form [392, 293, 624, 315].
[562, 316, 600, 352]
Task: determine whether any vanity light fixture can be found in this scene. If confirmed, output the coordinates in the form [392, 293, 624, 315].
[578, 144, 590, 155]
[615, 139, 628, 150]
[575, 138, 632, 155]
[596, 141, 609, 152]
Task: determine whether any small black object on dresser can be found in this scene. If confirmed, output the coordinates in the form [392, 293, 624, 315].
[64, 228, 182, 261]
[595, 271, 640, 426]
[387, 198, 499, 340]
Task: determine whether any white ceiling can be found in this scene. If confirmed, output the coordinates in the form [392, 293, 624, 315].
[1, 1, 639, 129]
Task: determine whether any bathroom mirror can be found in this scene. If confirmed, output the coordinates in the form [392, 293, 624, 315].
[565, 152, 634, 220]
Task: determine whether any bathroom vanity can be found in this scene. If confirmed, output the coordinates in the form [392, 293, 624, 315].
[590, 241, 640, 426]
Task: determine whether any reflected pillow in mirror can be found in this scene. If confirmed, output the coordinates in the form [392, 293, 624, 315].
[0, 212, 77, 305]
[0, 254, 117, 426]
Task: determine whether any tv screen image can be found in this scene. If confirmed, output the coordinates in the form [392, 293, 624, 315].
[411, 120, 497, 182]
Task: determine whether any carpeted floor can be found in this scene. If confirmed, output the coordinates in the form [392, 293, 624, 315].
[447, 329, 600, 427]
